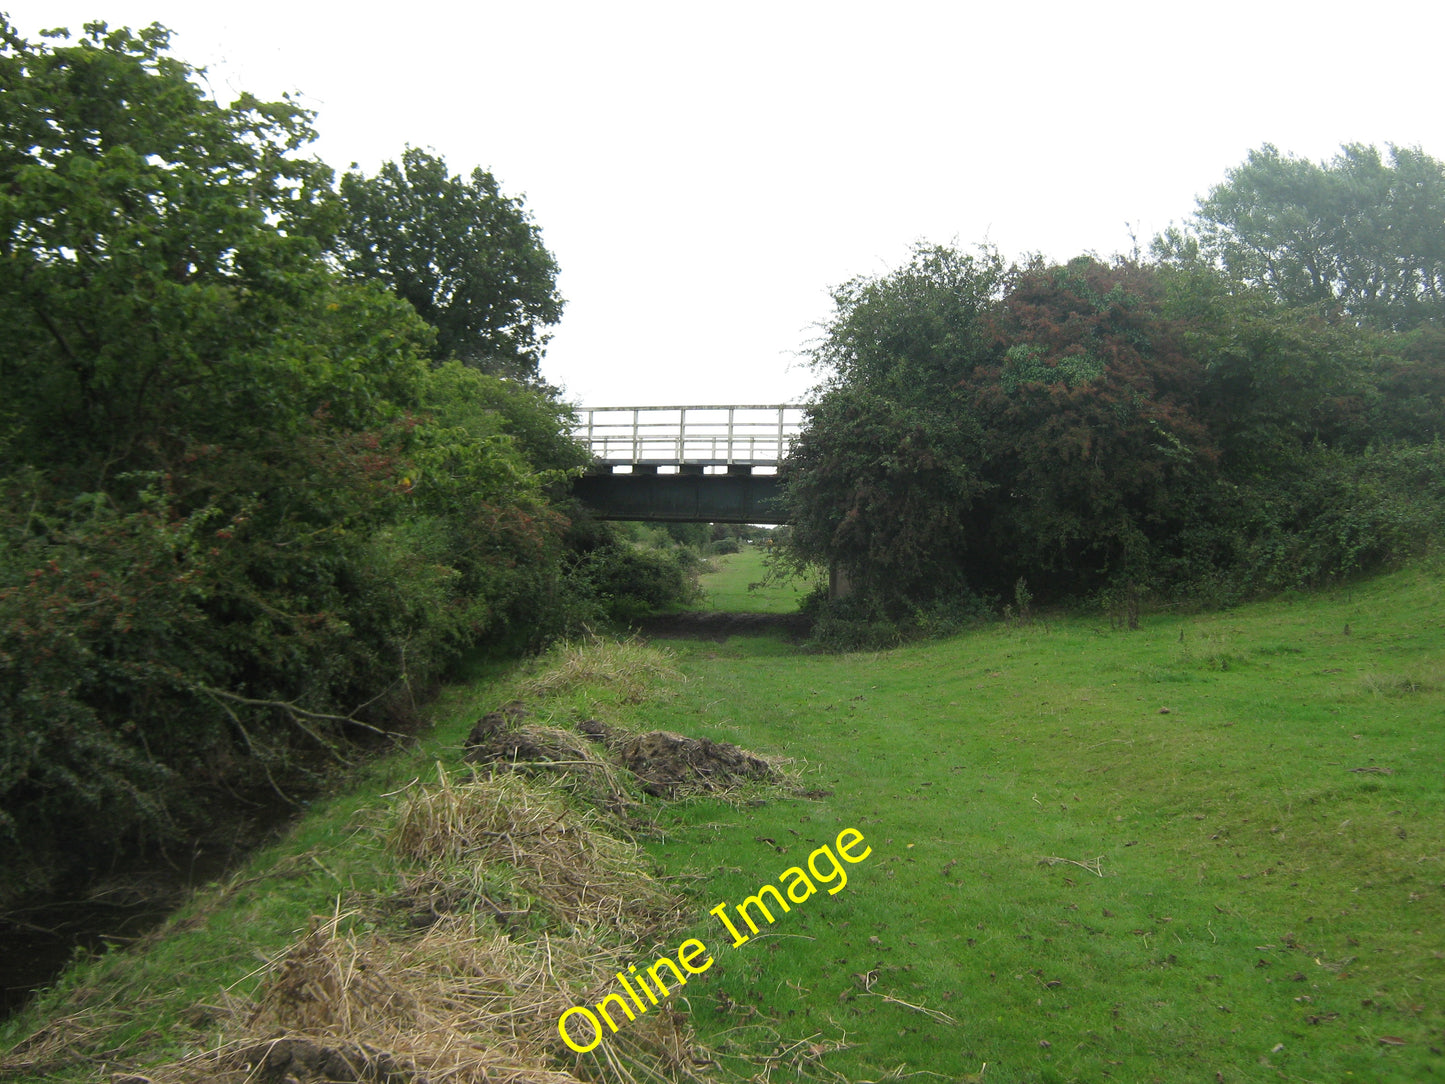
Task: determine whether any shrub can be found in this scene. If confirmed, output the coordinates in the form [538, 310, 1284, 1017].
[572, 542, 703, 626]
[781, 245, 1445, 620]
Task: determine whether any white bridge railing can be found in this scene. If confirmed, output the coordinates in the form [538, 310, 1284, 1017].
[573, 405, 805, 469]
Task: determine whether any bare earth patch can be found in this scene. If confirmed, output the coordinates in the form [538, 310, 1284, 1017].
[636, 611, 811, 641]
[462, 705, 784, 800]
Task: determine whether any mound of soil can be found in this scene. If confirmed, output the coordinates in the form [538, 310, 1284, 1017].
[575, 717, 614, 744]
[460, 707, 779, 799]
[462, 706, 590, 769]
[462, 726, 585, 768]
[616, 730, 778, 797]
[461, 703, 526, 749]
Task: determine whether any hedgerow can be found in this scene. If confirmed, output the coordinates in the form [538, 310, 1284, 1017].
[0, 20, 692, 900]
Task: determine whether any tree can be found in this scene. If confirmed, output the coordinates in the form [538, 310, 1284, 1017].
[780, 245, 1007, 609]
[783, 240, 1445, 637]
[1158, 263, 1379, 468]
[1160, 143, 1445, 331]
[336, 147, 563, 380]
[0, 17, 350, 477]
[781, 248, 1227, 610]
[968, 258, 1218, 595]
[0, 20, 599, 901]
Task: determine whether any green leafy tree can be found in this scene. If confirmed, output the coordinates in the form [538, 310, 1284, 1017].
[780, 245, 1006, 608]
[0, 20, 601, 900]
[0, 17, 351, 478]
[336, 147, 563, 380]
[1370, 325, 1445, 443]
[1158, 263, 1379, 468]
[1160, 143, 1445, 331]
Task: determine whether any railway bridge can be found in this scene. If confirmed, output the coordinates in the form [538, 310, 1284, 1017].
[570, 405, 803, 523]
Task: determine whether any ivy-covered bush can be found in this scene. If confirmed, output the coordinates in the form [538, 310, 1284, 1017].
[781, 245, 1445, 641]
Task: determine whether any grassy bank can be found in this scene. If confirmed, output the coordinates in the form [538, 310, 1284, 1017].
[0, 650, 723, 1083]
[5, 564, 1442, 1083]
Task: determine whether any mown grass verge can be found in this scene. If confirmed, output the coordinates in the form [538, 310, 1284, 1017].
[630, 563, 1445, 1083]
[693, 548, 818, 615]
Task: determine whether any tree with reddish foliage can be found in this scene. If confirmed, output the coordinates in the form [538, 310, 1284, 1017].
[781, 243, 1445, 643]
[966, 258, 1219, 595]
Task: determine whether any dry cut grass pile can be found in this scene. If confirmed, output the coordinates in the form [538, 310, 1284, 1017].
[516, 640, 682, 704]
[388, 770, 683, 937]
[65, 773, 713, 1084]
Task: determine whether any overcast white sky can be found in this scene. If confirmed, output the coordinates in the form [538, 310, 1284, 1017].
[12, 1, 1445, 407]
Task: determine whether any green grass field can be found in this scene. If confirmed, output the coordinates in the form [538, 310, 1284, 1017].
[5, 564, 1441, 1084]
[633, 565, 1445, 1083]
[694, 546, 820, 613]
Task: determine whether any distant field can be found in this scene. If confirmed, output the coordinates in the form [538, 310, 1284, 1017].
[695, 546, 820, 613]
[636, 564, 1445, 1083]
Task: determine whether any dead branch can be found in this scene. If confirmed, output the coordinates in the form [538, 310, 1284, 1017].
[860, 992, 958, 1025]
[1038, 855, 1104, 876]
[199, 685, 401, 742]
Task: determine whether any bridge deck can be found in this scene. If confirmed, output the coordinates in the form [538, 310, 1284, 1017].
[571, 472, 785, 523]
[570, 404, 802, 522]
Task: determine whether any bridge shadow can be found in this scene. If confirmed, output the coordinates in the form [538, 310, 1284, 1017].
[633, 610, 812, 642]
